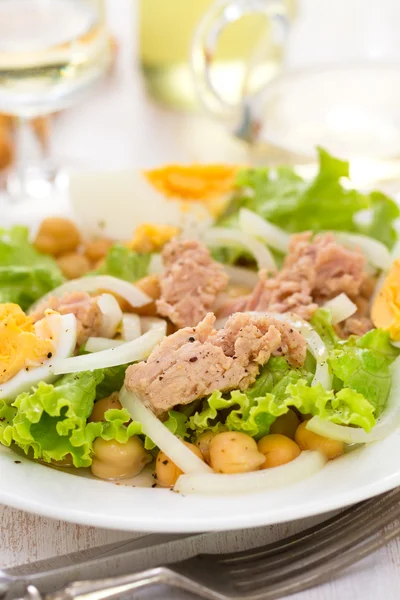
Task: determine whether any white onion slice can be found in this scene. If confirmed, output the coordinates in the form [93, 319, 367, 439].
[97, 294, 123, 338]
[52, 328, 165, 375]
[174, 451, 326, 495]
[249, 312, 332, 390]
[85, 337, 126, 352]
[29, 275, 151, 313]
[149, 254, 164, 275]
[122, 314, 141, 341]
[335, 232, 391, 271]
[323, 293, 357, 325]
[140, 316, 168, 336]
[306, 355, 400, 443]
[0, 313, 77, 403]
[239, 208, 290, 254]
[120, 387, 211, 475]
[223, 264, 258, 289]
[203, 227, 277, 272]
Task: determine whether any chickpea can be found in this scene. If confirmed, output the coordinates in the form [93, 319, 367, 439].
[258, 434, 301, 469]
[156, 442, 204, 488]
[270, 410, 300, 440]
[295, 422, 344, 460]
[89, 393, 123, 423]
[91, 436, 151, 480]
[34, 217, 81, 257]
[134, 275, 161, 317]
[195, 431, 218, 464]
[57, 253, 91, 279]
[209, 431, 265, 474]
[84, 238, 114, 263]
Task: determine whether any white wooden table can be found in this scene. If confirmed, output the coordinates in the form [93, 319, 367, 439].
[1, 2, 400, 598]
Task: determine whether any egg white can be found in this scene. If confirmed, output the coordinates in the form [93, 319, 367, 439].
[0, 313, 77, 404]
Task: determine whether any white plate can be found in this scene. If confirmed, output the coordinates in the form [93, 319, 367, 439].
[1, 429, 400, 532]
[1, 182, 399, 532]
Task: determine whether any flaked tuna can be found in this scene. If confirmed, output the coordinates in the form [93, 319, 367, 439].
[125, 312, 306, 414]
[156, 239, 228, 328]
[30, 291, 102, 347]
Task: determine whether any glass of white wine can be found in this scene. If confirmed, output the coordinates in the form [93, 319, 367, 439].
[0, 0, 111, 204]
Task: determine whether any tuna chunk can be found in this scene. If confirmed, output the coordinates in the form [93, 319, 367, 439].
[30, 291, 102, 347]
[156, 239, 228, 328]
[219, 233, 368, 322]
[125, 312, 306, 415]
[336, 276, 375, 338]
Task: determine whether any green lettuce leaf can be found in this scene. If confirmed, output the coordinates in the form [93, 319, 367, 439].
[94, 364, 128, 400]
[0, 372, 103, 467]
[285, 381, 376, 431]
[218, 148, 399, 248]
[311, 308, 399, 416]
[189, 357, 313, 439]
[0, 226, 64, 309]
[101, 408, 142, 444]
[189, 389, 276, 438]
[144, 410, 188, 450]
[93, 244, 151, 282]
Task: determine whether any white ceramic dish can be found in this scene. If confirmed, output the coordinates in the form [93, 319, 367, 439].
[1, 185, 399, 532]
[1, 429, 400, 532]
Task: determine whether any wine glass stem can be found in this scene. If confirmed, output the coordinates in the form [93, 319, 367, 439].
[8, 116, 55, 200]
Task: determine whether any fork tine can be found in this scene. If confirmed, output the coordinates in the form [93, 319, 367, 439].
[227, 488, 400, 575]
[215, 487, 400, 565]
[231, 498, 400, 591]
[236, 519, 400, 600]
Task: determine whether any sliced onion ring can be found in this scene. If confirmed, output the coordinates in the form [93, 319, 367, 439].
[52, 328, 165, 374]
[335, 232, 391, 271]
[140, 316, 168, 336]
[323, 293, 357, 325]
[174, 451, 326, 495]
[29, 275, 151, 313]
[239, 208, 290, 254]
[223, 264, 258, 289]
[120, 387, 211, 475]
[85, 337, 126, 352]
[306, 355, 400, 443]
[122, 314, 141, 341]
[97, 293, 123, 338]
[249, 312, 332, 390]
[204, 227, 277, 272]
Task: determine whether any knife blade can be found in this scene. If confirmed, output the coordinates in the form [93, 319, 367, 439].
[3, 533, 200, 596]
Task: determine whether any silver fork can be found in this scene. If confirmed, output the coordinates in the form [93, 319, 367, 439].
[19, 487, 400, 600]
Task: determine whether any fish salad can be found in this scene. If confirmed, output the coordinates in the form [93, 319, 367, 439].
[1, 149, 400, 496]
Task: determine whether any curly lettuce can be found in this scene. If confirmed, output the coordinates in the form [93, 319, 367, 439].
[0, 364, 190, 466]
[0, 372, 103, 467]
[218, 148, 399, 248]
[312, 309, 399, 416]
[188, 353, 377, 438]
[188, 312, 399, 439]
[0, 226, 64, 309]
[93, 244, 151, 282]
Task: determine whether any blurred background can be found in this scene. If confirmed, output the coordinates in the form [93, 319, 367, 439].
[1, 0, 400, 199]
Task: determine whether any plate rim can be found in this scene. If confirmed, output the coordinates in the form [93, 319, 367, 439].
[1, 441, 400, 533]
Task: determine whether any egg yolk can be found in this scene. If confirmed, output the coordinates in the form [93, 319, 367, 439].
[127, 223, 179, 253]
[0, 303, 54, 384]
[371, 259, 400, 340]
[144, 164, 239, 217]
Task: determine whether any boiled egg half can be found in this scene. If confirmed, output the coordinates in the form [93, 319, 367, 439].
[371, 259, 400, 341]
[0, 304, 77, 403]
